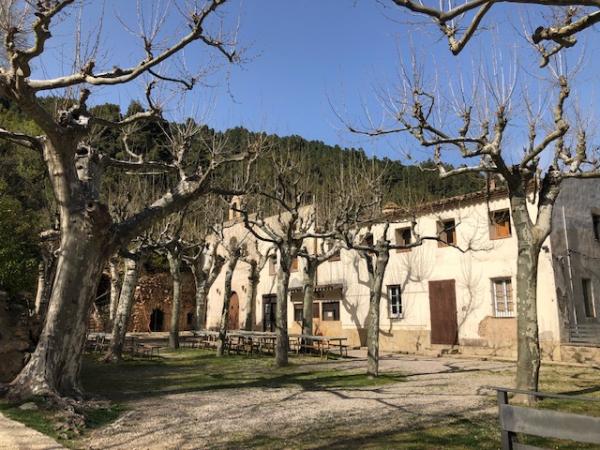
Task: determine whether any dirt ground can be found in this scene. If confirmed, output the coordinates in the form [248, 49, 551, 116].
[83, 353, 515, 449]
[0, 412, 64, 450]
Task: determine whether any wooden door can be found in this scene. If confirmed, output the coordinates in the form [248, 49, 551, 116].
[228, 293, 239, 330]
[428, 280, 458, 345]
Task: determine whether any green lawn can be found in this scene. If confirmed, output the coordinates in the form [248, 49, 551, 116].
[1, 350, 599, 449]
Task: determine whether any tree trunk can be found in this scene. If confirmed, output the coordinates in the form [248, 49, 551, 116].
[192, 268, 208, 331]
[244, 262, 259, 331]
[9, 213, 112, 400]
[275, 265, 291, 367]
[217, 255, 239, 356]
[34, 232, 58, 322]
[168, 250, 182, 349]
[511, 194, 543, 397]
[302, 259, 318, 336]
[365, 248, 389, 377]
[104, 256, 142, 362]
[108, 256, 122, 323]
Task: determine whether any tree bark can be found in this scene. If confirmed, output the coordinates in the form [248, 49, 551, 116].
[104, 255, 142, 362]
[190, 253, 224, 331]
[34, 231, 58, 322]
[510, 193, 544, 398]
[275, 264, 291, 367]
[108, 256, 122, 323]
[365, 248, 389, 377]
[9, 211, 112, 400]
[167, 249, 182, 350]
[302, 258, 318, 336]
[244, 261, 259, 331]
[217, 255, 240, 356]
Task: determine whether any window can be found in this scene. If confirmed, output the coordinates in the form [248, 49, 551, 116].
[290, 256, 299, 272]
[322, 301, 340, 321]
[489, 209, 512, 240]
[437, 219, 456, 247]
[492, 278, 514, 317]
[312, 302, 320, 319]
[293, 303, 303, 322]
[582, 278, 596, 318]
[268, 255, 276, 276]
[362, 234, 374, 247]
[263, 295, 277, 331]
[395, 227, 412, 253]
[388, 285, 403, 319]
[186, 312, 194, 326]
[593, 214, 600, 241]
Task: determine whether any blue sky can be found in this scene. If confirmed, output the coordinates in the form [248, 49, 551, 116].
[32, 1, 600, 162]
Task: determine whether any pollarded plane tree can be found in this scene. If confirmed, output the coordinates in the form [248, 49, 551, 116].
[181, 197, 226, 331]
[335, 159, 478, 377]
[234, 150, 340, 367]
[1, 0, 256, 401]
[366, 1, 600, 395]
[353, 56, 600, 393]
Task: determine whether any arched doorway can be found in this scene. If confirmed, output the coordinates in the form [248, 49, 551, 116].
[228, 293, 239, 330]
[149, 308, 164, 332]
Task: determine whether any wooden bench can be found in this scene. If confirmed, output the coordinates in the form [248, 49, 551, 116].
[489, 386, 600, 449]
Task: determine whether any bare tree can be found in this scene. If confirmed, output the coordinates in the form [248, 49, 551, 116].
[216, 236, 245, 356]
[33, 228, 59, 321]
[2, 0, 254, 400]
[350, 50, 600, 393]
[235, 151, 335, 366]
[104, 242, 149, 362]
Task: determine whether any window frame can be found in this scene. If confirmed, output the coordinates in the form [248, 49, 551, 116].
[321, 301, 340, 321]
[489, 209, 512, 240]
[582, 278, 596, 318]
[387, 285, 403, 319]
[437, 218, 457, 248]
[293, 303, 303, 322]
[491, 278, 515, 318]
[395, 227, 412, 253]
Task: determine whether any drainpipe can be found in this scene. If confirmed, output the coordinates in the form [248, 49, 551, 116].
[562, 206, 577, 331]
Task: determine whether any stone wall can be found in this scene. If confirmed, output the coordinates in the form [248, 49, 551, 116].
[0, 291, 40, 383]
[129, 272, 196, 332]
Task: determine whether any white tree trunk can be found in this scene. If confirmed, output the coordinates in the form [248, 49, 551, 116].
[104, 256, 141, 362]
[168, 250, 182, 349]
[366, 249, 389, 377]
[302, 259, 317, 336]
[108, 257, 122, 323]
[9, 215, 112, 400]
[217, 255, 239, 356]
[244, 262, 259, 331]
[275, 264, 291, 367]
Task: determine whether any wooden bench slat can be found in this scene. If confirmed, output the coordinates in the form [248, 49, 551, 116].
[500, 404, 600, 444]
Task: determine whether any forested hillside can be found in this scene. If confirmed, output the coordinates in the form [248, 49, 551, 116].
[0, 98, 484, 299]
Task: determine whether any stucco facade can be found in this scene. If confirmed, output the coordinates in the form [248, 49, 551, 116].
[200, 181, 600, 362]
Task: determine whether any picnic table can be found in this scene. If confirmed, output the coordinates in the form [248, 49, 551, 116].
[289, 334, 348, 358]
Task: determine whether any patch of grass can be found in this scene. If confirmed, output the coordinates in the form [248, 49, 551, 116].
[0, 399, 63, 442]
[81, 349, 404, 400]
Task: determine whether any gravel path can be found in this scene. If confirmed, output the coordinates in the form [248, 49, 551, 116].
[0, 412, 63, 450]
[84, 353, 514, 449]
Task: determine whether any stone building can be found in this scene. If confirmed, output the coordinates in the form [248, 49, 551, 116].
[201, 179, 600, 364]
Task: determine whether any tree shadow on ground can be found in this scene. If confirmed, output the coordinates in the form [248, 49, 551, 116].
[81, 350, 406, 402]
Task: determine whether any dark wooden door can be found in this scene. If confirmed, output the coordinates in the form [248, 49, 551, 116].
[228, 293, 239, 330]
[428, 280, 458, 345]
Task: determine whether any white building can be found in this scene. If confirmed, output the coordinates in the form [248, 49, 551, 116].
[204, 179, 600, 364]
